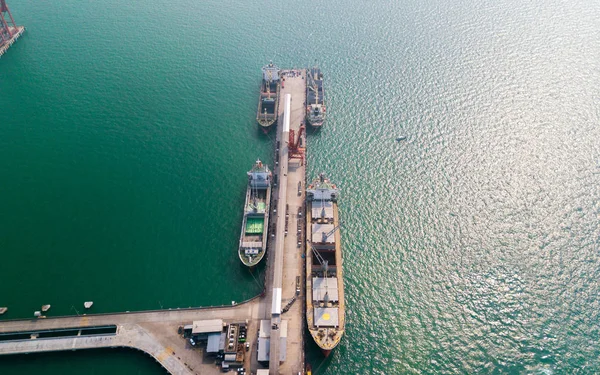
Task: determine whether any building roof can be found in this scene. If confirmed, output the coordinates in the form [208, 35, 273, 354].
[257, 319, 287, 362]
[258, 337, 270, 361]
[312, 277, 339, 302]
[314, 307, 339, 327]
[257, 338, 287, 362]
[206, 332, 223, 353]
[192, 319, 223, 334]
[312, 223, 335, 243]
[311, 201, 334, 219]
[279, 320, 288, 338]
[280, 336, 287, 361]
[272, 287, 282, 315]
[259, 319, 271, 338]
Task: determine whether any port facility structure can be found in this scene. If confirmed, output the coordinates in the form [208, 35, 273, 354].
[0, 0, 24, 58]
[0, 70, 309, 375]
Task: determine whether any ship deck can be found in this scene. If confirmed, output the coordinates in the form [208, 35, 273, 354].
[305, 200, 345, 351]
[257, 84, 280, 126]
[245, 189, 268, 214]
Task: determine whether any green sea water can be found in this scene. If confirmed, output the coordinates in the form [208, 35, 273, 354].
[2, 0, 600, 373]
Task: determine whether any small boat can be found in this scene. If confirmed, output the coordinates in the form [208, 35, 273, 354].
[396, 136, 407, 142]
[41, 304, 51, 312]
[84, 301, 93, 309]
[0, 307, 7, 315]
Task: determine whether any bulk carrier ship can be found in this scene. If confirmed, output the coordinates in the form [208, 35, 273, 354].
[305, 174, 344, 356]
[256, 62, 281, 132]
[238, 159, 272, 267]
[305, 66, 326, 127]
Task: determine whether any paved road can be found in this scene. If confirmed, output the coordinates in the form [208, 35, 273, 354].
[0, 302, 260, 375]
[277, 69, 307, 375]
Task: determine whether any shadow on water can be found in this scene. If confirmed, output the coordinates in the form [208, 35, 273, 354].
[255, 124, 275, 139]
[305, 124, 323, 137]
[238, 261, 267, 293]
[304, 329, 335, 375]
[0, 348, 167, 375]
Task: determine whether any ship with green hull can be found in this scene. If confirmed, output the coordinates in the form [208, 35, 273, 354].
[239, 159, 272, 267]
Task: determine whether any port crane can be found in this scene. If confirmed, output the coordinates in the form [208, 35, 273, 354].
[0, 0, 17, 44]
[288, 125, 305, 165]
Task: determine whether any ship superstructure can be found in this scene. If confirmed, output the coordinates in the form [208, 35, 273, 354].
[256, 62, 281, 131]
[305, 174, 344, 356]
[305, 67, 326, 127]
[239, 160, 272, 267]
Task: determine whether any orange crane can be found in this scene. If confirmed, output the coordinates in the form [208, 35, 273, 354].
[0, 0, 17, 44]
[288, 125, 305, 165]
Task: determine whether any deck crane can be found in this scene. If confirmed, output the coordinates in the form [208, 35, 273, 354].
[309, 241, 330, 303]
[0, 0, 17, 44]
[321, 221, 343, 243]
[310, 241, 328, 276]
[312, 219, 343, 301]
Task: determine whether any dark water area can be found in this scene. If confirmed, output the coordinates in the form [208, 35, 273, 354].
[0, 349, 164, 374]
[2, 0, 600, 373]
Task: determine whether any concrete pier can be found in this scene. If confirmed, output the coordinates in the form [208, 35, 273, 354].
[0, 303, 262, 375]
[273, 69, 307, 375]
[0, 26, 24, 58]
[0, 68, 309, 375]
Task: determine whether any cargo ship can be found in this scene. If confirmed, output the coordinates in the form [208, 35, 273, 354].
[256, 62, 281, 131]
[305, 66, 326, 127]
[305, 174, 344, 356]
[239, 159, 272, 267]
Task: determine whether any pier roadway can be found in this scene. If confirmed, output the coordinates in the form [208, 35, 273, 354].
[0, 70, 308, 375]
[274, 69, 307, 375]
